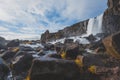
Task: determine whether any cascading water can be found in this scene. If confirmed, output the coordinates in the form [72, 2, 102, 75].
[86, 14, 103, 36]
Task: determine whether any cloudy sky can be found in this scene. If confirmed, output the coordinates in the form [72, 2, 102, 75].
[0, 0, 107, 40]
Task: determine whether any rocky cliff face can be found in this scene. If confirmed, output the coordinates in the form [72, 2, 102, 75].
[41, 0, 120, 43]
[40, 20, 89, 43]
[102, 0, 120, 34]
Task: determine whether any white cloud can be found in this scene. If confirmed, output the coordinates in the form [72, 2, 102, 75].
[0, 0, 107, 40]
[0, 31, 40, 40]
[0, 26, 9, 31]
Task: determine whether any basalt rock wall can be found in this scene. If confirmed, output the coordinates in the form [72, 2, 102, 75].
[40, 20, 88, 43]
[102, 0, 120, 34]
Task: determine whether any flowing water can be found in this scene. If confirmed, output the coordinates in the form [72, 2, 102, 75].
[86, 14, 103, 36]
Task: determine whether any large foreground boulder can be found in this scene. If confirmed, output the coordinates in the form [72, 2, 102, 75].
[103, 31, 120, 59]
[27, 58, 80, 80]
[76, 54, 120, 80]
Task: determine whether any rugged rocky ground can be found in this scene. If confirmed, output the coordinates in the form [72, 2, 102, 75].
[0, 0, 120, 80]
[1, 31, 120, 80]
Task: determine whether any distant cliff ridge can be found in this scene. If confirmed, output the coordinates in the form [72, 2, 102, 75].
[40, 20, 89, 43]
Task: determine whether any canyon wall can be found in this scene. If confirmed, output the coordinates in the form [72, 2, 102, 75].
[102, 0, 120, 34]
[40, 20, 88, 43]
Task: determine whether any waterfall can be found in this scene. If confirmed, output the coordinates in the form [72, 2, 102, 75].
[86, 14, 103, 36]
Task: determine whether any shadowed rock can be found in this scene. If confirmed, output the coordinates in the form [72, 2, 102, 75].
[12, 54, 33, 76]
[103, 31, 120, 59]
[0, 58, 9, 80]
[28, 58, 80, 80]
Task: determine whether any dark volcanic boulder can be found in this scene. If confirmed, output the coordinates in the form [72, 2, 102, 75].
[0, 58, 9, 80]
[89, 39, 105, 50]
[65, 44, 80, 59]
[44, 53, 62, 59]
[19, 46, 34, 51]
[13, 54, 34, 75]
[102, 0, 120, 35]
[2, 51, 16, 62]
[95, 33, 108, 39]
[7, 39, 20, 47]
[54, 42, 64, 54]
[61, 43, 82, 60]
[28, 58, 80, 80]
[44, 43, 55, 51]
[94, 66, 120, 80]
[76, 54, 120, 80]
[84, 34, 96, 43]
[76, 54, 107, 68]
[64, 39, 74, 44]
[82, 54, 106, 67]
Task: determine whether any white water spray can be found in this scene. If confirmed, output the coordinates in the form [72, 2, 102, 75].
[86, 14, 103, 36]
